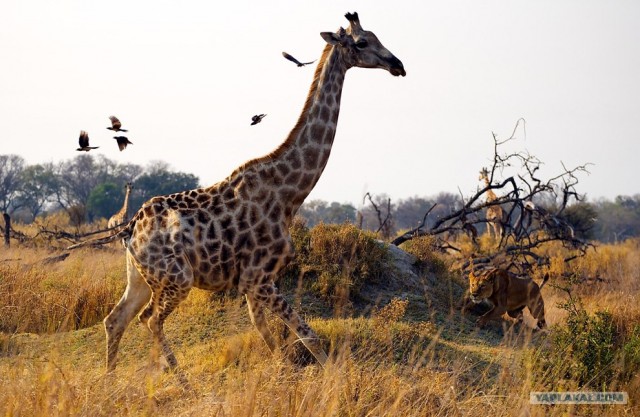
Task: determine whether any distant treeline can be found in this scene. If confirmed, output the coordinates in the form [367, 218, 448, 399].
[0, 153, 637, 243]
[298, 194, 640, 244]
[0, 154, 198, 225]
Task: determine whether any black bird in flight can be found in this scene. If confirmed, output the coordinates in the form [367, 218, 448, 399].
[107, 115, 128, 132]
[282, 51, 316, 67]
[251, 114, 267, 125]
[113, 136, 133, 151]
[76, 130, 99, 152]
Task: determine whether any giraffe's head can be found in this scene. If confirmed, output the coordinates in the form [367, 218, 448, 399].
[125, 181, 134, 191]
[320, 12, 405, 77]
[479, 167, 490, 181]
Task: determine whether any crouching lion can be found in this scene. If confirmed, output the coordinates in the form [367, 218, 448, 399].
[462, 268, 549, 329]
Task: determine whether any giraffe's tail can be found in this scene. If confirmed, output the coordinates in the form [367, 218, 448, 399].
[66, 220, 135, 251]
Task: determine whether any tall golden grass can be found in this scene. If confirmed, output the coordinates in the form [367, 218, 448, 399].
[0, 220, 638, 416]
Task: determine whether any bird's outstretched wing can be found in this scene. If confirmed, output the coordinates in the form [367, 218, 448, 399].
[109, 116, 121, 130]
[251, 114, 266, 125]
[108, 115, 128, 132]
[282, 51, 302, 66]
[79, 130, 89, 148]
[113, 136, 133, 151]
[282, 51, 315, 67]
[77, 130, 98, 151]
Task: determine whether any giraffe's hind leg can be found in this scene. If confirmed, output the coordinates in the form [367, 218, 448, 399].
[245, 293, 277, 352]
[138, 291, 159, 327]
[253, 283, 328, 367]
[104, 252, 151, 371]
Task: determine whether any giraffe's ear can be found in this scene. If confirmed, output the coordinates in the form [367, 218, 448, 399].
[320, 31, 340, 45]
[321, 28, 348, 46]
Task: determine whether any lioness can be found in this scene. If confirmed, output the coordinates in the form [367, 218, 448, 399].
[462, 268, 549, 329]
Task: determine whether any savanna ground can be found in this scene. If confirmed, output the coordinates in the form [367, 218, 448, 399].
[1, 216, 639, 416]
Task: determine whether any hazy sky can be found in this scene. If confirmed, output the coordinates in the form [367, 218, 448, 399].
[2, 1, 639, 206]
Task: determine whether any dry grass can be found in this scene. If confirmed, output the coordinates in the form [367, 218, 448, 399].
[0, 247, 124, 334]
[0, 226, 639, 416]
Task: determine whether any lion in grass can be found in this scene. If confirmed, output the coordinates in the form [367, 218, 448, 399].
[462, 268, 549, 329]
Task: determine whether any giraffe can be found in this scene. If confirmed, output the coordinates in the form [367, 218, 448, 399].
[68, 12, 405, 372]
[107, 182, 133, 229]
[479, 167, 505, 240]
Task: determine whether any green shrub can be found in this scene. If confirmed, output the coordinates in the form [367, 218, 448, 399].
[534, 291, 640, 390]
[558, 308, 616, 387]
[620, 324, 640, 382]
[282, 220, 391, 311]
[400, 235, 447, 274]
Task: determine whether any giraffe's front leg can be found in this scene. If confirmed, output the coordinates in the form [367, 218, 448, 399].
[253, 283, 328, 367]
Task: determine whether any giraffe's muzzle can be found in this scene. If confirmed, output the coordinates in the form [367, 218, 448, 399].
[388, 56, 406, 77]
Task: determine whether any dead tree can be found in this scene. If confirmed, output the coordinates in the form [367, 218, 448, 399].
[32, 221, 126, 246]
[362, 192, 394, 239]
[392, 119, 594, 277]
[3, 213, 9, 247]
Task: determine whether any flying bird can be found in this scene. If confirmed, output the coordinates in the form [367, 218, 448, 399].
[282, 51, 316, 67]
[113, 136, 133, 151]
[76, 130, 99, 152]
[107, 115, 128, 132]
[251, 114, 267, 125]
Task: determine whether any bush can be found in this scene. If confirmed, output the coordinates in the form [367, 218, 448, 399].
[557, 307, 616, 387]
[534, 290, 640, 389]
[400, 235, 447, 274]
[282, 220, 391, 312]
[620, 325, 640, 382]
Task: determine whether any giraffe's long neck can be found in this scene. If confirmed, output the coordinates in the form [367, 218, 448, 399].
[270, 44, 347, 214]
[223, 44, 348, 224]
[483, 177, 497, 202]
[121, 187, 131, 217]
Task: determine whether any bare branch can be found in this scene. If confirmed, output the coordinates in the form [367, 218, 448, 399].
[363, 192, 393, 238]
[393, 119, 595, 277]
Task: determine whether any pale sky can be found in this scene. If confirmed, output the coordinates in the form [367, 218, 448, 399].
[2, 1, 639, 205]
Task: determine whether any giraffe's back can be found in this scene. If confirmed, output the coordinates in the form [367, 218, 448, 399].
[126, 180, 293, 294]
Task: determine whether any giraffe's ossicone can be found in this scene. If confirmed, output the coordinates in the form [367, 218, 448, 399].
[68, 11, 405, 372]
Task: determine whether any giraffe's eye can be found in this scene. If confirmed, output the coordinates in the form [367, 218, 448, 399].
[355, 39, 368, 49]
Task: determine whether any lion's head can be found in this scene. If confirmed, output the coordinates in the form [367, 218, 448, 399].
[468, 269, 496, 303]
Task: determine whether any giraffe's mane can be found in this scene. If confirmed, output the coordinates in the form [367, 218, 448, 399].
[227, 43, 334, 179]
